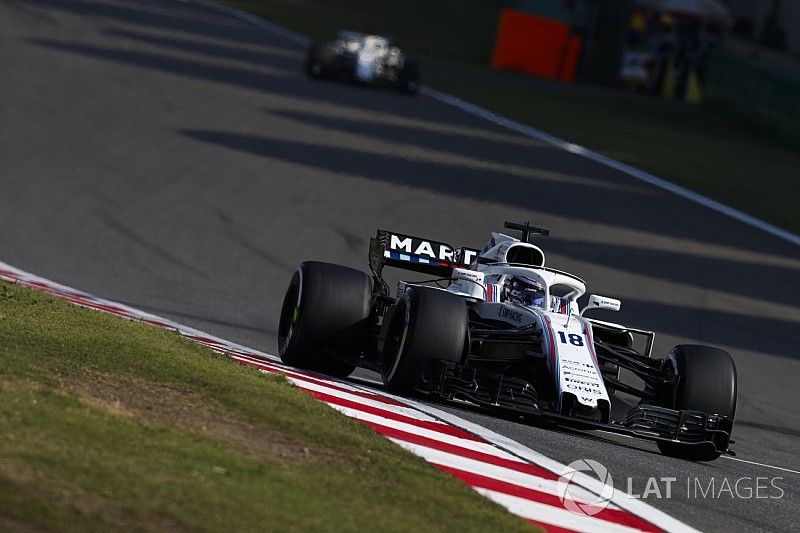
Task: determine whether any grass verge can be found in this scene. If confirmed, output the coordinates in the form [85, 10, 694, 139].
[0, 282, 531, 532]
[221, 0, 800, 234]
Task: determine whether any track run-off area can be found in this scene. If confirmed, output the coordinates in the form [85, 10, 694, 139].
[1, 0, 798, 531]
[1, 260, 688, 532]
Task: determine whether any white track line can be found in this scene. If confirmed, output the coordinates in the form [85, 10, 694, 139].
[268, 372, 441, 419]
[420, 88, 800, 248]
[194, 0, 800, 248]
[476, 489, 653, 533]
[391, 395, 701, 533]
[348, 375, 386, 387]
[195, 0, 309, 46]
[721, 456, 800, 475]
[327, 403, 525, 458]
[391, 439, 619, 507]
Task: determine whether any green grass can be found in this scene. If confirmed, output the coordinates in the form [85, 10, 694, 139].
[429, 76, 800, 233]
[222, 0, 800, 234]
[0, 282, 531, 532]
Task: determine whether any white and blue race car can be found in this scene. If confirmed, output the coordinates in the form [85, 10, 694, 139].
[278, 222, 737, 461]
[304, 31, 421, 94]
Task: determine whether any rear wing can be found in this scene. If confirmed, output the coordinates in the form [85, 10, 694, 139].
[369, 229, 480, 277]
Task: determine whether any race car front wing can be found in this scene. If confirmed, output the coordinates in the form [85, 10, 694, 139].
[423, 359, 734, 456]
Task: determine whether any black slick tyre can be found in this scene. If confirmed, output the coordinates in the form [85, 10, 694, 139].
[381, 287, 467, 394]
[657, 344, 737, 461]
[397, 58, 421, 94]
[304, 43, 326, 78]
[278, 261, 372, 377]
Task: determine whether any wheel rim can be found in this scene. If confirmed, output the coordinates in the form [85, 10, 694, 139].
[311, 62, 322, 75]
[278, 270, 302, 354]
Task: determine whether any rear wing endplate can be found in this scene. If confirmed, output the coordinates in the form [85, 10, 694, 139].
[369, 229, 480, 277]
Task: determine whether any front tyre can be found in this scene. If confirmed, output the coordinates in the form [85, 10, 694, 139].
[278, 262, 372, 377]
[397, 58, 421, 95]
[657, 344, 737, 461]
[304, 43, 326, 78]
[382, 287, 467, 394]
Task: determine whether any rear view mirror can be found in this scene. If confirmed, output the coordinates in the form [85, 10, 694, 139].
[581, 294, 621, 316]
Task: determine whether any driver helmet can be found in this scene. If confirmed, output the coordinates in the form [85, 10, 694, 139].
[504, 276, 545, 308]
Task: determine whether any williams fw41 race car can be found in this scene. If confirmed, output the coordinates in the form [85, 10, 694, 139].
[304, 31, 421, 94]
[278, 222, 737, 461]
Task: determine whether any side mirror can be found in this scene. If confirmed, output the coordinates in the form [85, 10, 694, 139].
[581, 294, 621, 316]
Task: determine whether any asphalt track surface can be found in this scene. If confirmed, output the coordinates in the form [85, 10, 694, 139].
[1, 1, 798, 531]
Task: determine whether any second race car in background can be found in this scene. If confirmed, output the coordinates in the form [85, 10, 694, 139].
[304, 31, 421, 94]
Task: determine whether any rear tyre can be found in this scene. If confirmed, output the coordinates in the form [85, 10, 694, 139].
[657, 344, 737, 461]
[278, 262, 372, 377]
[397, 58, 421, 95]
[382, 287, 467, 394]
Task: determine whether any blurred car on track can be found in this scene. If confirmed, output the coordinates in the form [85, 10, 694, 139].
[304, 31, 421, 94]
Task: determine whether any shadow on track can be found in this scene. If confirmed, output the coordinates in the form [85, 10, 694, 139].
[26, 10, 800, 258]
[23, 0, 800, 359]
[179, 128, 800, 360]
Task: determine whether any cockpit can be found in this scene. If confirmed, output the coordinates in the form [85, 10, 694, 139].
[503, 275, 546, 308]
[468, 232, 585, 315]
